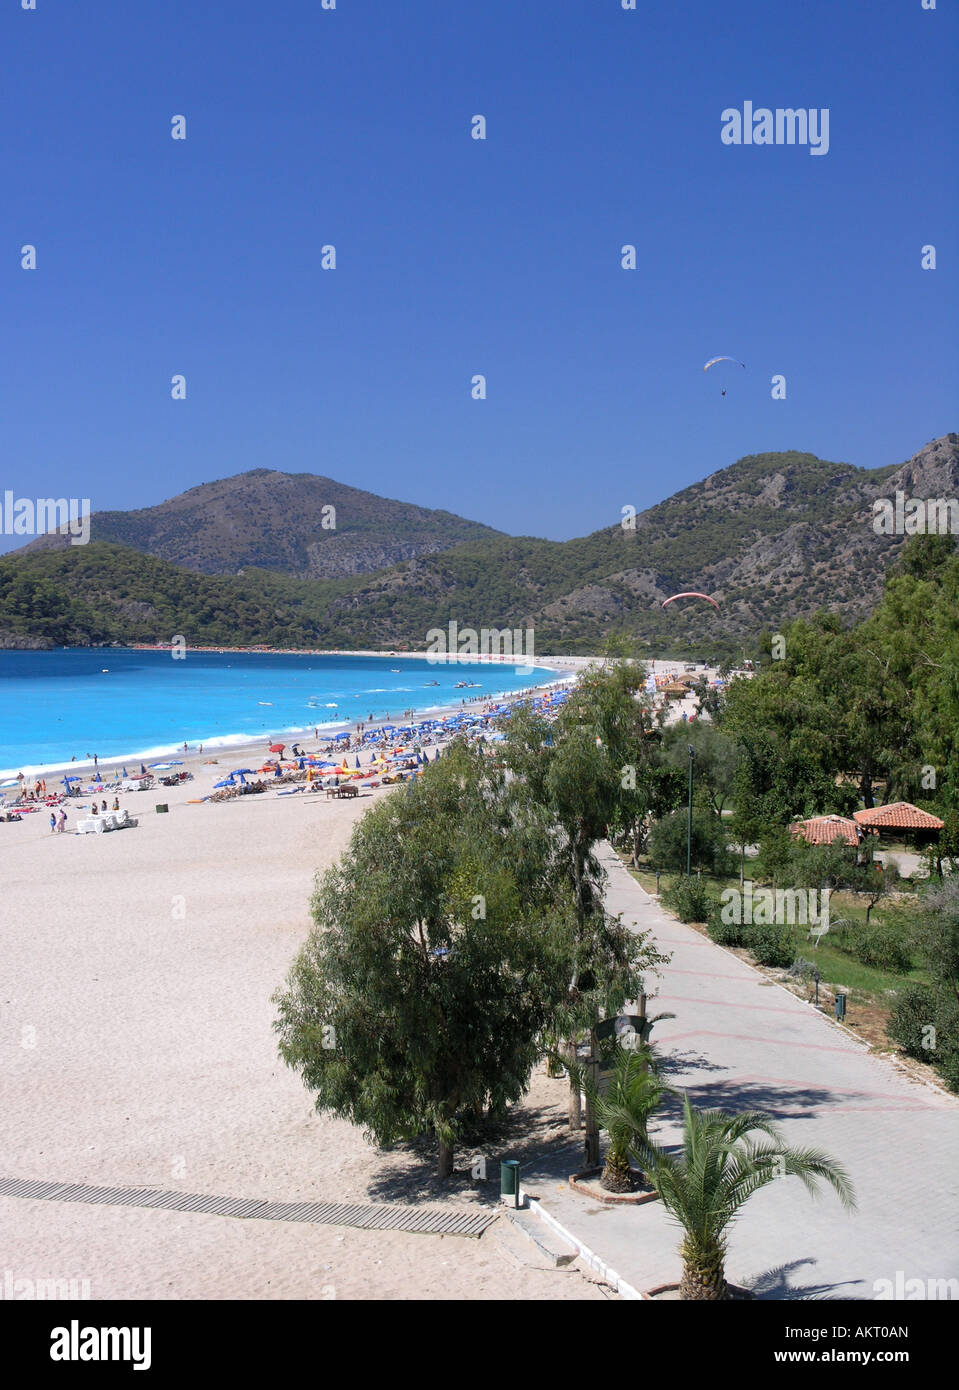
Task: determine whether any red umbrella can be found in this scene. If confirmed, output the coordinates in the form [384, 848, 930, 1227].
[269, 743, 285, 754]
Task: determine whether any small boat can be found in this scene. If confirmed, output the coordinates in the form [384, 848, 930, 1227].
[258, 702, 273, 706]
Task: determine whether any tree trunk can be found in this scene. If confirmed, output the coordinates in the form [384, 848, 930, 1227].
[583, 1030, 600, 1167]
[600, 1149, 634, 1193]
[679, 1238, 730, 1300]
[437, 1135, 454, 1179]
[567, 1039, 582, 1131]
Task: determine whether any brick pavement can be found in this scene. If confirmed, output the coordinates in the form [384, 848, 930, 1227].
[525, 846, 959, 1300]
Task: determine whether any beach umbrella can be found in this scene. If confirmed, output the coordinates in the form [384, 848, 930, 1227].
[269, 743, 285, 754]
[232, 768, 256, 776]
[140, 763, 146, 774]
[213, 777, 234, 788]
[122, 767, 129, 778]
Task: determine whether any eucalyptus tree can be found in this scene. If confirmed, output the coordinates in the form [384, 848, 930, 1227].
[274, 742, 573, 1178]
[502, 664, 669, 1134]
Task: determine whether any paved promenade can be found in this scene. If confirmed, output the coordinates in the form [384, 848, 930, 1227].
[526, 846, 959, 1300]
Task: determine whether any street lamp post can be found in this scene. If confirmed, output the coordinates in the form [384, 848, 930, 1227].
[686, 744, 695, 877]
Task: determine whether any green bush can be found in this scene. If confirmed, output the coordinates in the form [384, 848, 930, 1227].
[889, 984, 937, 1059]
[648, 809, 736, 877]
[661, 875, 711, 924]
[746, 923, 794, 968]
[850, 924, 912, 974]
[889, 986, 959, 1092]
[706, 903, 748, 947]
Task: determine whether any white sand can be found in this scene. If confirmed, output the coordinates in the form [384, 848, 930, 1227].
[0, 761, 605, 1300]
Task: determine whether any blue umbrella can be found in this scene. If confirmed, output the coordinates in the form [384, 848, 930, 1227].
[213, 777, 234, 788]
[122, 767, 129, 778]
[231, 768, 255, 776]
[140, 764, 147, 774]
[62, 775, 80, 783]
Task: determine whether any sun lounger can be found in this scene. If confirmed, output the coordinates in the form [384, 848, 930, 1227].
[76, 817, 107, 834]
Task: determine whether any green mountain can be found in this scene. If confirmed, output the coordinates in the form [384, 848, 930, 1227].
[19, 469, 502, 579]
[2, 435, 956, 656]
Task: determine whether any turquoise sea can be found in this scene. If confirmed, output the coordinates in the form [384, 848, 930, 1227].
[0, 649, 561, 774]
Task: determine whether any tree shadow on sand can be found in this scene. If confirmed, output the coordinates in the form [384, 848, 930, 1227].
[364, 1101, 584, 1205]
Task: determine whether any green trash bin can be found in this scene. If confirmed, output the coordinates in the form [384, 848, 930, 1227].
[834, 992, 846, 1022]
[500, 1159, 521, 1207]
[155, 804, 168, 814]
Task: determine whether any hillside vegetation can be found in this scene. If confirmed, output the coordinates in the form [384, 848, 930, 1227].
[3, 435, 956, 654]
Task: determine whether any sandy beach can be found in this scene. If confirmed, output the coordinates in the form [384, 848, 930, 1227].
[1, 712, 610, 1300]
[0, 653, 715, 1300]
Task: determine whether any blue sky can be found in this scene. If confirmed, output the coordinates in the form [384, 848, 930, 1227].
[3, 0, 956, 550]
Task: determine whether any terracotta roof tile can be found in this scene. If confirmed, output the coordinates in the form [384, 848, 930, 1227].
[852, 802, 944, 831]
[790, 815, 862, 846]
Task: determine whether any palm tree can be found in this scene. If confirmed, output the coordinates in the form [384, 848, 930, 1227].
[571, 1041, 670, 1192]
[631, 1094, 856, 1299]
[593, 1045, 668, 1191]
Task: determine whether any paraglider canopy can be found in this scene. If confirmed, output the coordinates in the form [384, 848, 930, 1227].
[662, 592, 721, 611]
[703, 356, 745, 371]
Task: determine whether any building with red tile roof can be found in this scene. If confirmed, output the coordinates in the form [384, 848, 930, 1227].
[790, 814, 862, 847]
[853, 803, 944, 832]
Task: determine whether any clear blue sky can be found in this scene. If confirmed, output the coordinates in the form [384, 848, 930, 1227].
[3, 0, 956, 551]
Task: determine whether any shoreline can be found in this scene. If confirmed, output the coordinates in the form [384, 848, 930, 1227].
[0, 652, 585, 779]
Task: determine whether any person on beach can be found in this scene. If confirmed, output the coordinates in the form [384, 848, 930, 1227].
[93, 754, 98, 769]
[112, 797, 120, 812]
[101, 799, 107, 813]
[49, 812, 56, 833]
[91, 803, 98, 816]
[57, 808, 67, 833]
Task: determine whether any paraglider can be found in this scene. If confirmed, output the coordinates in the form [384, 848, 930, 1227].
[703, 356, 745, 372]
[704, 356, 745, 397]
[662, 592, 721, 612]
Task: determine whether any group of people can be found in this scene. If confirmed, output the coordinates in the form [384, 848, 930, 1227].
[14, 774, 49, 802]
[50, 796, 120, 833]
